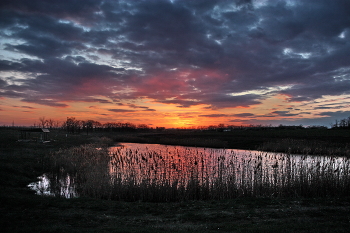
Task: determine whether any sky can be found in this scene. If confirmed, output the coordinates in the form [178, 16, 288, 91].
[1, 0, 350, 128]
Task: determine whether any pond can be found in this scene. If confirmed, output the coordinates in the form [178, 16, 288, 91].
[29, 143, 350, 200]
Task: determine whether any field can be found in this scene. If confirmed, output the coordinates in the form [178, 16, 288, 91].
[1, 127, 350, 232]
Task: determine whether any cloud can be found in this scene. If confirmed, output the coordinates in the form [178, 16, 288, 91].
[74, 98, 112, 104]
[232, 113, 255, 117]
[271, 111, 299, 117]
[108, 109, 136, 113]
[199, 114, 228, 118]
[142, 108, 156, 112]
[0, 57, 125, 106]
[1, 0, 350, 126]
[0, 0, 100, 25]
[12, 105, 37, 109]
[115, 103, 156, 112]
[317, 111, 350, 118]
[314, 106, 342, 110]
[22, 98, 68, 107]
[199, 112, 256, 118]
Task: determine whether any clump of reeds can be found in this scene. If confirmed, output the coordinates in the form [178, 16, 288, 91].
[49, 143, 112, 199]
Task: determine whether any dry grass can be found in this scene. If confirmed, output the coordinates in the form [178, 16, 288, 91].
[49, 138, 113, 199]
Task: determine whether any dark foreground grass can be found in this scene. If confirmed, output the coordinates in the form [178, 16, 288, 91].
[2, 192, 350, 233]
[1, 128, 350, 232]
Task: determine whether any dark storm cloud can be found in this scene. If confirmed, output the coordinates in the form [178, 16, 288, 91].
[1, 0, 350, 110]
[0, 0, 100, 23]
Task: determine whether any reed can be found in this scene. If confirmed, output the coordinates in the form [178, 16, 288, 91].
[48, 144, 350, 201]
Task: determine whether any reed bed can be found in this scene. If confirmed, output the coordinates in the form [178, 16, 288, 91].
[47, 143, 350, 201]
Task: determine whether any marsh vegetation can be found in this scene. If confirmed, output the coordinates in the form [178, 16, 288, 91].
[41, 142, 350, 202]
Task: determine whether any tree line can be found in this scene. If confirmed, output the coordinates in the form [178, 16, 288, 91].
[63, 117, 155, 134]
[22, 115, 350, 132]
[26, 117, 153, 133]
[331, 116, 350, 129]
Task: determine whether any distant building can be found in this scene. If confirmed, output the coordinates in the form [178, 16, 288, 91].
[20, 128, 50, 142]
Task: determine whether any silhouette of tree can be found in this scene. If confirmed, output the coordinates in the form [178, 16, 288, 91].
[64, 117, 81, 133]
[38, 117, 47, 128]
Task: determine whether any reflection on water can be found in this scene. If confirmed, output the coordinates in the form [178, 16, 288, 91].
[28, 174, 78, 198]
[28, 174, 53, 196]
[29, 143, 350, 199]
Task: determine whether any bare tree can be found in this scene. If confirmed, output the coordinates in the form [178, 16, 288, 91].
[54, 120, 61, 129]
[64, 117, 81, 133]
[38, 117, 47, 128]
[137, 124, 150, 131]
[47, 118, 55, 129]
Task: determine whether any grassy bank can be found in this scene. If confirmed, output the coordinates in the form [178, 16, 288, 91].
[1, 128, 350, 232]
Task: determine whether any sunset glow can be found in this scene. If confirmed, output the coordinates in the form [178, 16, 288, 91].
[1, 0, 350, 128]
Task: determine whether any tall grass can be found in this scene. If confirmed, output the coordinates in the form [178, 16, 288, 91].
[47, 143, 350, 201]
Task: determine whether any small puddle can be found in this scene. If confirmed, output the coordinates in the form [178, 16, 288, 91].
[28, 174, 78, 198]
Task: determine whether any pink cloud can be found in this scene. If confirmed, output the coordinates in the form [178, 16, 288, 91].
[129, 69, 231, 107]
